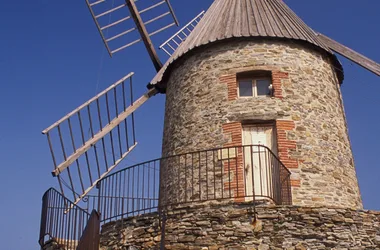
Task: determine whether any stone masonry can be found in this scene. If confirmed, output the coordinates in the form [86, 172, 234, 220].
[161, 39, 362, 208]
[100, 202, 380, 250]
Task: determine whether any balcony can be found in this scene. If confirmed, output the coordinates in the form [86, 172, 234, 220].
[39, 145, 291, 249]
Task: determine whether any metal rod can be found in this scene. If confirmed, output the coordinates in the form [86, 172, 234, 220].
[250, 146, 255, 201]
[198, 151, 201, 200]
[235, 147, 238, 198]
[228, 148, 231, 198]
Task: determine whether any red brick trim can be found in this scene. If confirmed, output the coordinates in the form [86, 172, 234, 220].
[222, 122, 242, 147]
[276, 120, 299, 188]
[220, 74, 237, 101]
[222, 122, 244, 201]
[272, 71, 288, 99]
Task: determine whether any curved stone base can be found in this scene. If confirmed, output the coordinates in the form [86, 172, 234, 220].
[100, 203, 380, 250]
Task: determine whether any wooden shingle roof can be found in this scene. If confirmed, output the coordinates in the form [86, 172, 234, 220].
[150, 0, 343, 87]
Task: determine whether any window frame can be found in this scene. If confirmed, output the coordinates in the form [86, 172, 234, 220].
[238, 77, 272, 98]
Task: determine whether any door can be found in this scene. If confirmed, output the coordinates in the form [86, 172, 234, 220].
[243, 125, 276, 201]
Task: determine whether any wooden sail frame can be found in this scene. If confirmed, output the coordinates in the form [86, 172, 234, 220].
[42, 72, 158, 205]
[316, 33, 380, 76]
[86, 0, 179, 71]
[159, 11, 205, 56]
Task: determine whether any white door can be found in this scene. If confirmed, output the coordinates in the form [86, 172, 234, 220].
[243, 126, 275, 201]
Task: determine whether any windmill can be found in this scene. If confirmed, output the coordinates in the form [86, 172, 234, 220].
[42, 0, 380, 206]
[39, 0, 380, 249]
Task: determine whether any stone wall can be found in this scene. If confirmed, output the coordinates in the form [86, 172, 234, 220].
[161, 39, 362, 208]
[100, 203, 380, 250]
[41, 239, 74, 250]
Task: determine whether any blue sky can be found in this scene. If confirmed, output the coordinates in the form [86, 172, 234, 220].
[0, 0, 379, 249]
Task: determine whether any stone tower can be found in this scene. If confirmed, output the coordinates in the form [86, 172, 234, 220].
[151, 0, 362, 209]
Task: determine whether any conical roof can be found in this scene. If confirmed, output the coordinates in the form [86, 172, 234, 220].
[150, 0, 342, 87]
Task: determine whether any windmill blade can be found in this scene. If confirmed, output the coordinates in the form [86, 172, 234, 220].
[160, 11, 205, 56]
[42, 72, 158, 206]
[125, 0, 163, 71]
[316, 33, 380, 76]
[86, 0, 179, 71]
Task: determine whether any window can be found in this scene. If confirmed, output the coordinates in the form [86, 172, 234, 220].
[237, 71, 272, 98]
[238, 78, 272, 97]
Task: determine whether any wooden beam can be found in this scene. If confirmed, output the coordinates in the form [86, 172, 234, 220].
[125, 0, 163, 72]
[52, 88, 158, 176]
[317, 33, 380, 76]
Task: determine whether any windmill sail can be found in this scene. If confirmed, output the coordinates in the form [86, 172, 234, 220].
[316, 33, 380, 76]
[86, 0, 179, 71]
[159, 11, 205, 56]
[42, 73, 157, 205]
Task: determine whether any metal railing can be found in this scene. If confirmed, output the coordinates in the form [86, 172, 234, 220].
[96, 145, 292, 222]
[39, 145, 292, 248]
[39, 188, 91, 250]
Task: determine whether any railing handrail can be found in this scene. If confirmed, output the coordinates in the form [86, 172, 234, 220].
[98, 144, 290, 183]
[95, 145, 292, 223]
[40, 145, 292, 246]
[41, 188, 91, 215]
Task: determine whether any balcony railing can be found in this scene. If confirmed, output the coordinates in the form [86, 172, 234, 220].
[96, 145, 292, 223]
[39, 188, 92, 250]
[39, 145, 292, 248]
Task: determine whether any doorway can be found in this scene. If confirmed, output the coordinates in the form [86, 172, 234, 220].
[242, 125, 277, 201]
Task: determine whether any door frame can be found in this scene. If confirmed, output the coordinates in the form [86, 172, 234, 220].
[242, 122, 278, 201]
